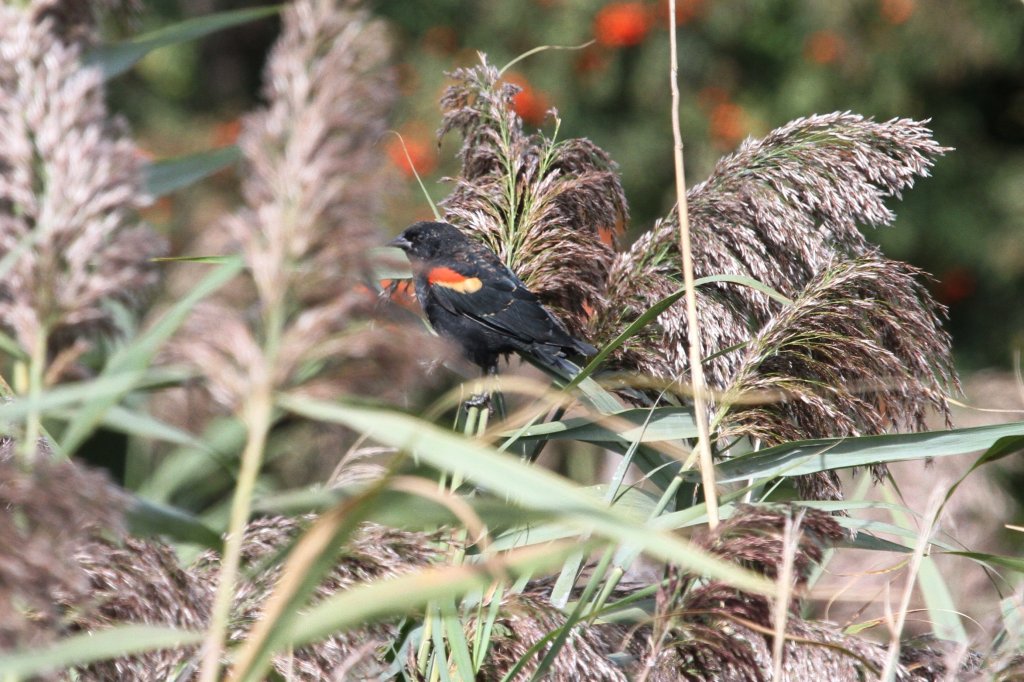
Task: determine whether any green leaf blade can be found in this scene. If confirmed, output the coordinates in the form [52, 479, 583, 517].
[0, 625, 201, 678]
[145, 146, 241, 197]
[86, 6, 281, 80]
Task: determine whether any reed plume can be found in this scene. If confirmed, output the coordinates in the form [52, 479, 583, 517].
[592, 113, 951, 390]
[0, 8, 162, 367]
[437, 56, 628, 336]
[589, 114, 956, 498]
[172, 0, 443, 412]
[718, 257, 956, 499]
[0, 442, 126, 651]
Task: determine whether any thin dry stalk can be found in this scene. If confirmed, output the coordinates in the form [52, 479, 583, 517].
[667, 0, 718, 528]
[771, 509, 805, 678]
[880, 491, 945, 681]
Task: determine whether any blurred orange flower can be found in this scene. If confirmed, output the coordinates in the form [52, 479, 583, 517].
[213, 118, 242, 147]
[880, 0, 916, 25]
[594, 2, 653, 48]
[385, 130, 436, 178]
[504, 73, 550, 126]
[709, 101, 746, 148]
[804, 30, 846, 65]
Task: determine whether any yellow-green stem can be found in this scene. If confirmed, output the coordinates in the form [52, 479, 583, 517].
[652, 472, 685, 517]
[421, 398, 491, 673]
[590, 565, 625, 620]
[416, 617, 434, 673]
[20, 327, 47, 467]
[590, 465, 687, 614]
[197, 387, 274, 682]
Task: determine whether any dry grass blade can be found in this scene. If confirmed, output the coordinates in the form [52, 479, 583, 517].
[771, 509, 805, 678]
[880, 491, 945, 681]
[666, 0, 718, 527]
[437, 55, 627, 336]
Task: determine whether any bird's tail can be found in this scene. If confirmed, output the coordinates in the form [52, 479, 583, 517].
[529, 346, 588, 382]
[573, 338, 598, 357]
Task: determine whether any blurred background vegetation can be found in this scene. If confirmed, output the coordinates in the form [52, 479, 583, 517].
[1, 1, 1022, 674]
[113, 0, 1023, 369]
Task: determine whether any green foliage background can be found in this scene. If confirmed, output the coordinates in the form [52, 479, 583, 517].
[114, 0, 1024, 369]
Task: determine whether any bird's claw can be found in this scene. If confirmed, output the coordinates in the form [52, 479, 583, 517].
[464, 393, 491, 411]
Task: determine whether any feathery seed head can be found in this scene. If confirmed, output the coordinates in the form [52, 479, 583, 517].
[438, 56, 628, 335]
[718, 256, 958, 499]
[174, 0, 448, 412]
[0, 443, 126, 650]
[592, 113, 951, 391]
[0, 11, 163, 361]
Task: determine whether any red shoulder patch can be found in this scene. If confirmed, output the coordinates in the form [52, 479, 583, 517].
[428, 267, 482, 293]
[427, 267, 468, 284]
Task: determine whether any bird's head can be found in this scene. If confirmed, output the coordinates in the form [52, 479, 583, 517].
[388, 221, 467, 261]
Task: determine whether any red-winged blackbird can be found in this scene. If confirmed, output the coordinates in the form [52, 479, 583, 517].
[389, 221, 596, 378]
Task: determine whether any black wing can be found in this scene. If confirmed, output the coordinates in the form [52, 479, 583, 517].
[428, 261, 584, 353]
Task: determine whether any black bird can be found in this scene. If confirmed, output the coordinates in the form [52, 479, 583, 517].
[389, 221, 596, 383]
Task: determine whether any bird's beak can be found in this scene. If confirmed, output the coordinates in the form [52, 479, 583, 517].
[388, 234, 412, 250]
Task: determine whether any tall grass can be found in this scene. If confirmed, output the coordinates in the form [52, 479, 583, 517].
[1, 1, 1022, 680]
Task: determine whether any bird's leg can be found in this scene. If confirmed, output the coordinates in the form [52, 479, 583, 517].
[463, 365, 498, 413]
